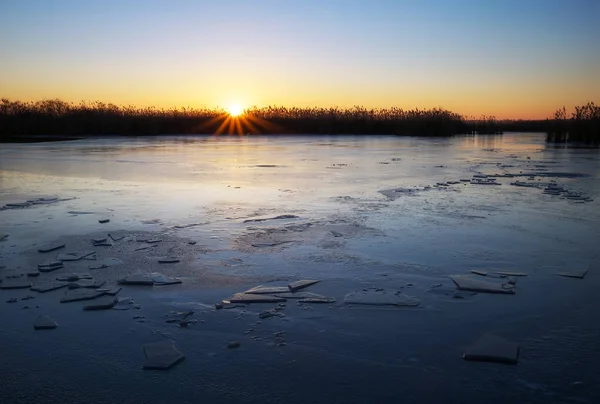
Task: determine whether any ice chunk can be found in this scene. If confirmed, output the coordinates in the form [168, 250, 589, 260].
[150, 273, 182, 286]
[245, 285, 290, 295]
[0, 278, 31, 289]
[288, 279, 320, 292]
[463, 334, 519, 364]
[142, 340, 184, 370]
[38, 243, 65, 253]
[31, 281, 69, 293]
[229, 293, 286, 303]
[34, 315, 58, 330]
[83, 296, 117, 310]
[450, 275, 515, 294]
[118, 272, 153, 285]
[60, 288, 104, 303]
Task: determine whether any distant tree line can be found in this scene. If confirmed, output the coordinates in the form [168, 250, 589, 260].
[0, 98, 597, 142]
[546, 102, 600, 143]
[245, 105, 468, 136]
[0, 99, 470, 138]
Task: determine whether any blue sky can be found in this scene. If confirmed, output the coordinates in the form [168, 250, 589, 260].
[1, 0, 598, 118]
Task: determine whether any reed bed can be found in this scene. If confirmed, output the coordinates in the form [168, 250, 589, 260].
[1, 98, 597, 142]
[0, 99, 466, 137]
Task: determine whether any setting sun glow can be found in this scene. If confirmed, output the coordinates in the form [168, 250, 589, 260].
[228, 104, 243, 117]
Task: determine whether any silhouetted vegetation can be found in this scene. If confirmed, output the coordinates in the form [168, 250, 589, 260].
[6, 98, 595, 142]
[465, 116, 503, 134]
[546, 102, 600, 143]
[245, 105, 468, 136]
[0, 99, 600, 142]
[1, 98, 475, 139]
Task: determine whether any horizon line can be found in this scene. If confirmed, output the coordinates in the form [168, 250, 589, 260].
[4, 96, 597, 121]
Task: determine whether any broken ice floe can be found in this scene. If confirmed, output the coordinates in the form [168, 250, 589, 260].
[31, 281, 69, 293]
[288, 279, 320, 292]
[113, 297, 138, 310]
[229, 293, 286, 303]
[67, 279, 106, 289]
[470, 178, 500, 186]
[494, 271, 528, 277]
[244, 286, 290, 295]
[149, 273, 182, 286]
[557, 268, 588, 279]
[96, 286, 122, 296]
[251, 241, 296, 248]
[427, 285, 477, 299]
[0, 197, 72, 211]
[83, 296, 117, 310]
[88, 257, 123, 270]
[38, 243, 66, 253]
[450, 274, 515, 294]
[274, 291, 329, 299]
[34, 315, 58, 330]
[164, 310, 195, 327]
[38, 260, 64, 272]
[60, 288, 104, 303]
[561, 257, 597, 279]
[92, 238, 112, 247]
[243, 214, 299, 223]
[0, 277, 31, 289]
[56, 250, 96, 261]
[118, 272, 154, 285]
[299, 297, 336, 303]
[344, 289, 419, 307]
[463, 334, 520, 365]
[142, 340, 184, 370]
[118, 272, 182, 286]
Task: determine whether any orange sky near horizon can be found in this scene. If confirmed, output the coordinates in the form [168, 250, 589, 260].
[1, 1, 598, 120]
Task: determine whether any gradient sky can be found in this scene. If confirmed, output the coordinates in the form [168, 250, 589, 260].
[1, 0, 598, 119]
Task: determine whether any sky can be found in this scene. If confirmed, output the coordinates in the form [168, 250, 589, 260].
[1, 0, 598, 119]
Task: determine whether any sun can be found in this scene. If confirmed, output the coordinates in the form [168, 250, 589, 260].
[227, 103, 243, 117]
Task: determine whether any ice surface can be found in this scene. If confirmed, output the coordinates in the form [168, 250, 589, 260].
[344, 289, 420, 307]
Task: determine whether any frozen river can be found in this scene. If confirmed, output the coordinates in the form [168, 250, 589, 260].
[1, 133, 599, 404]
[1, 133, 598, 273]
